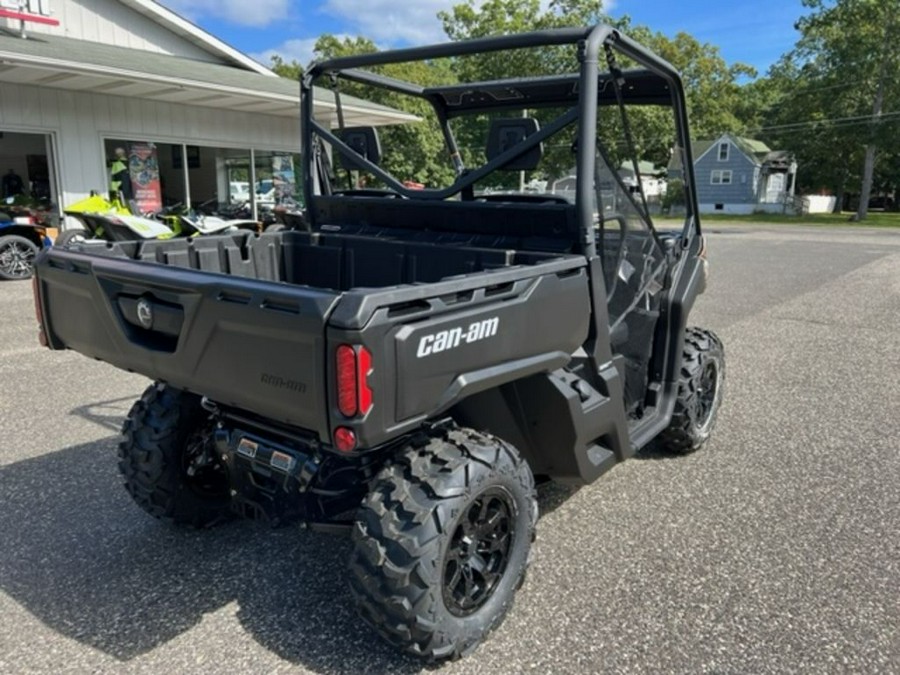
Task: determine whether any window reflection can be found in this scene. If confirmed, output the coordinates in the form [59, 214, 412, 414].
[102, 140, 301, 216]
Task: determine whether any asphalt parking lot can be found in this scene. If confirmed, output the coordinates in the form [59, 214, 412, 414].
[1, 223, 898, 673]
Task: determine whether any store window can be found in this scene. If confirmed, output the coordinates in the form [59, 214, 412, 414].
[102, 139, 301, 216]
[103, 139, 185, 213]
[254, 151, 302, 209]
[0, 130, 57, 211]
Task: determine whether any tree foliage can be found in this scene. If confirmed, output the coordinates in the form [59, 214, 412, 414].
[268, 54, 302, 81]
[262, 0, 786, 196]
[754, 0, 900, 216]
[307, 35, 459, 187]
[439, 1, 754, 176]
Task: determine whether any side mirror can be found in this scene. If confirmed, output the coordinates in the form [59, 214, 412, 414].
[336, 126, 382, 170]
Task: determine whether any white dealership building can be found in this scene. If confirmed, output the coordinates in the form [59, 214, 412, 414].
[0, 0, 412, 219]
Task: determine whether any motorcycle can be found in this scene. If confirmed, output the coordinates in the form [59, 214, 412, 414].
[59, 193, 259, 246]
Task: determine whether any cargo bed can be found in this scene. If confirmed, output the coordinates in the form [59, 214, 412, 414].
[35, 228, 585, 439]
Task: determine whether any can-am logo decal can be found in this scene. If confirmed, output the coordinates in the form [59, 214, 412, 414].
[136, 298, 154, 329]
[416, 317, 499, 358]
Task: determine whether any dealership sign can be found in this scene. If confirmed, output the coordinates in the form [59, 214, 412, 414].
[0, 1, 59, 27]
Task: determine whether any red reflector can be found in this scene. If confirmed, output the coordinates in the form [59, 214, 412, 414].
[334, 427, 357, 452]
[336, 344, 358, 417]
[357, 346, 373, 415]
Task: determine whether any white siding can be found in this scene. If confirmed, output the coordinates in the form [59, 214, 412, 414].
[1, 0, 221, 62]
[0, 81, 301, 208]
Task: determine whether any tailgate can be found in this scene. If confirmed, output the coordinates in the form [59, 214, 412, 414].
[36, 248, 340, 438]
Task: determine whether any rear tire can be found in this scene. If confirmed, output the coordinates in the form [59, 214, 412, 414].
[656, 327, 725, 454]
[118, 383, 232, 527]
[349, 427, 537, 661]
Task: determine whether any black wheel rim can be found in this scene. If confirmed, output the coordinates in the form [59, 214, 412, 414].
[182, 430, 230, 499]
[696, 360, 719, 430]
[442, 487, 515, 617]
[0, 240, 36, 278]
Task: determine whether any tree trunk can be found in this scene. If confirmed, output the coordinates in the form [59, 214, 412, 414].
[854, 145, 877, 220]
[854, 10, 891, 222]
[832, 183, 844, 214]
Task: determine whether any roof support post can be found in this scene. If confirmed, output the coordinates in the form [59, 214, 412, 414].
[576, 25, 614, 258]
[249, 147, 258, 222]
[180, 143, 191, 211]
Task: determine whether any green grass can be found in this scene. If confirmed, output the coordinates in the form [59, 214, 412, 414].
[656, 211, 900, 228]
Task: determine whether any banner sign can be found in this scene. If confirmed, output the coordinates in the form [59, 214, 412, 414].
[128, 143, 162, 214]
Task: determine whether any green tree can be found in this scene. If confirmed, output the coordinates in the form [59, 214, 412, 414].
[642, 30, 756, 138]
[750, 56, 863, 211]
[788, 0, 900, 220]
[268, 54, 302, 81]
[440, 1, 754, 176]
[307, 35, 458, 187]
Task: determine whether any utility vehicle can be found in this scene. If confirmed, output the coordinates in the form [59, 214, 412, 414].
[32, 25, 724, 660]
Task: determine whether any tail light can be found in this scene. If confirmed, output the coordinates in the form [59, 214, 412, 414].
[32, 276, 48, 347]
[335, 344, 373, 418]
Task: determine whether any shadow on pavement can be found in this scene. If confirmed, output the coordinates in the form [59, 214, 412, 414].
[0, 437, 420, 673]
[68, 396, 140, 433]
[0, 434, 575, 672]
[633, 444, 685, 461]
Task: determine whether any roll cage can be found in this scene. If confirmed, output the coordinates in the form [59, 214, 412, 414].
[300, 24, 702, 256]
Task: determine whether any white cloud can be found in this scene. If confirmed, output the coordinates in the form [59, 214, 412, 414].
[251, 38, 319, 68]
[320, 0, 617, 46]
[250, 35, 354, 68]
[159, 0, 291, 28]
[321, 0, 453, 44]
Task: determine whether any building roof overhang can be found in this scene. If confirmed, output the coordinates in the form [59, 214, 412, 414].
[0, 32, 418, 126]
[117, 0, 277, 76]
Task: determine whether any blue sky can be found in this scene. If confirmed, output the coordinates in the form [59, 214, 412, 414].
[159, 0, 807, 77]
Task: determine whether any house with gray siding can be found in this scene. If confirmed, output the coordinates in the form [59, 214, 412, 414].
[668, 134, 797, 214]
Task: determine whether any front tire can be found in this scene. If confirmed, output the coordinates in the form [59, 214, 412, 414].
[118, 383, 232, 527]
[0, 234, 39, 280]
[349, 427, 537, 661]
[656, 327, 725, 454]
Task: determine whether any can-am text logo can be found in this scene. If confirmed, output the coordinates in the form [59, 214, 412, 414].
[416, 317, 499, 358]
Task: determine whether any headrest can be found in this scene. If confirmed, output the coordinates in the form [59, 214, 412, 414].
[486, 118, 542, 171]
[336, 126, 381, 170]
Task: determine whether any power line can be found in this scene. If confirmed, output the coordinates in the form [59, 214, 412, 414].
[749, 110, 900, 134]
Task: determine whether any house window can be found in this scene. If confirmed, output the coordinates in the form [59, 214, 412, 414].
[711, 170, 732, 185]
[718, 142, 729, 161]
